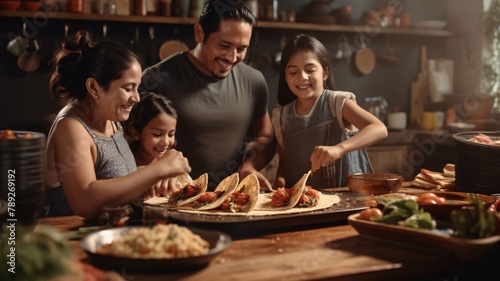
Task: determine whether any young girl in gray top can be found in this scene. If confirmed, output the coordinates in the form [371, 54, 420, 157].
[272, 34, 387, 189]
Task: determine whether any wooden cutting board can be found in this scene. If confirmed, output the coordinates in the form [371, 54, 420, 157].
[410, 46, 429, 128]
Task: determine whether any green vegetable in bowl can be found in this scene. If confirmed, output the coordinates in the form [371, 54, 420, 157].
[0, 224, 74, 281]
[451, 193, 495, 238]
[372, 198, 436, 230]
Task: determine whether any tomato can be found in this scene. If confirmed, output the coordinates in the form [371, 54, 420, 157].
[358, 208, 383, 220]
[417, 192, 447, 205]
[489, 199, 500, 213]
[0, 129, 16, 140]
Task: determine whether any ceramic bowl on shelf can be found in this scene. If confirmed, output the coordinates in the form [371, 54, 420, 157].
[21, 1, 41, 11]
[347, 172, 403, 195]
[0, 0, 22, 11]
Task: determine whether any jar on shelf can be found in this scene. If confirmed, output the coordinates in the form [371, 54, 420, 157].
[135, 0, 148, 16]
[68, 0, 84, 13]
[244, 0, 259, 18]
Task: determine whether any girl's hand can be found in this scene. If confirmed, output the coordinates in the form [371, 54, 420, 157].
[310, 145, 343, 172]
[273, 177, 285, 190]
[142, 179, 167, 198]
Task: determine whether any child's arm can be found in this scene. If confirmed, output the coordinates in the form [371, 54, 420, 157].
[310, 99, 387, 172]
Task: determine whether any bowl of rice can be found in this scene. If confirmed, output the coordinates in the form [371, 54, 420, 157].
[80, 224, 231, 271]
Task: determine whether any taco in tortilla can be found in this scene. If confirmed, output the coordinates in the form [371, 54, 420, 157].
[255, 170, 311, 211]
[296, 185, 320, 207]
[219, 173, 260, 213]
[143, 173, 208, 206]
[191, 173, 239, 210]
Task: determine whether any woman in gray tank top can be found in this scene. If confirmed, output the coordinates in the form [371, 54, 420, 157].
[46, 30, 191, 219]
[272, 34, 388, 189]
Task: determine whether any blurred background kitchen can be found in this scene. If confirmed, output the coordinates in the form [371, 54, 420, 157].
[0, 0, 497, 180]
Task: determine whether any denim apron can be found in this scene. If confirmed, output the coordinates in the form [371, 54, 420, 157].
[276, 90, 373, 189]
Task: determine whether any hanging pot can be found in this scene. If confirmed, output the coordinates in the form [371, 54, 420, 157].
[17, 39, 40, 72]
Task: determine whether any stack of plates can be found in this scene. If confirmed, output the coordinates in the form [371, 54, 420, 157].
[453, 131, 500, 195]
[0, 131, 46, 227]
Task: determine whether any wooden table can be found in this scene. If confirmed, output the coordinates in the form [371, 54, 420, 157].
[36, 214, 499, 281]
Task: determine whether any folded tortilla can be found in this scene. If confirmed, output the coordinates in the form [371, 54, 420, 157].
[255, 170, 311, 211]
[226, 173, 260, 213]
[193, 173, 239, 210]
[143, 173, 208, 206]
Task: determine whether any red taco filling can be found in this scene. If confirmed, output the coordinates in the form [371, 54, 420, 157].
[220, 191, 251, 213]
[192, 190, 225, 208]
[297, 185, 320, 207]
[169, 183, 199, 204]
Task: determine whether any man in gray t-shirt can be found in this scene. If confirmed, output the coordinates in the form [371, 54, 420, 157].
[141, 0, 275, 190]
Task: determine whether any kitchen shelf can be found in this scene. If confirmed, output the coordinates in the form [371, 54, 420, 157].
[0, 11, 452, 37]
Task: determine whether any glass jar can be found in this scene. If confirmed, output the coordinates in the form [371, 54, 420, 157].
[98, 204, 133, 227]
[363, 97, 388, 124]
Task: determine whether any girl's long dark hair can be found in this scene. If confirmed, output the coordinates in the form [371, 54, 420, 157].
[277, 34, 335, 106]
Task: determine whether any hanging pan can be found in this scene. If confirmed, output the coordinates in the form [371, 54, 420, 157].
[354, 36, 375, 75]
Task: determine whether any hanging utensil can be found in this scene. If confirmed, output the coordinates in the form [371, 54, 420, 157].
[273, 33, 287, 68]
[18, 23, 40, 72]
[147, 26, 159, 67]
[334, 35, 352, 62]
[102, 23, 108, 39]
[128, 26, 147, 68]
[378, 36, 399, 63]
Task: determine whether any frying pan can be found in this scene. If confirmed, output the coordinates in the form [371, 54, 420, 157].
[354, 36, 375, 75]
[158, 39, 189, 60]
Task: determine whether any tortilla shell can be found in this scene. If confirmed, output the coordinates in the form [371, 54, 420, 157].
[233, 173, 260, 212]
[143, 196, 169, 205]
[174, 173, 208, 206]
[174, 172, 193, 189]
[194, 173, 239, 210]
[255, 170, 311, 211]
[143, 173, 208, 206]
[177, 193, 340, 216]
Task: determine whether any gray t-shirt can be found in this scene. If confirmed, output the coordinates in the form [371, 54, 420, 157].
[141, 52, 269, 189]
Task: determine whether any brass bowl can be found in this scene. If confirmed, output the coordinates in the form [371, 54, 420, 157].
[347, 173, 403, 195]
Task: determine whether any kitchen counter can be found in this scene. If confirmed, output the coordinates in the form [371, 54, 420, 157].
[36, 197, 500, 281]
[380, 118, 500, 147]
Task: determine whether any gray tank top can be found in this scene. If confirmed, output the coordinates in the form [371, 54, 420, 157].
[64, 113, 137, 178]
[45, 113, 137, 216]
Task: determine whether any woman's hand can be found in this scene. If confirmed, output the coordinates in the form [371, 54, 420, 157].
[157, 149, 191, 177]
[310, 145, 343, 172]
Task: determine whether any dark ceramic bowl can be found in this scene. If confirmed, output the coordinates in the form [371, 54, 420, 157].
[347, 172, 403, 195]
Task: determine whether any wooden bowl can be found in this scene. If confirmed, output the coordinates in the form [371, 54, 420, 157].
[347, 172, 402, 195]
[417, 191, 496, 220]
